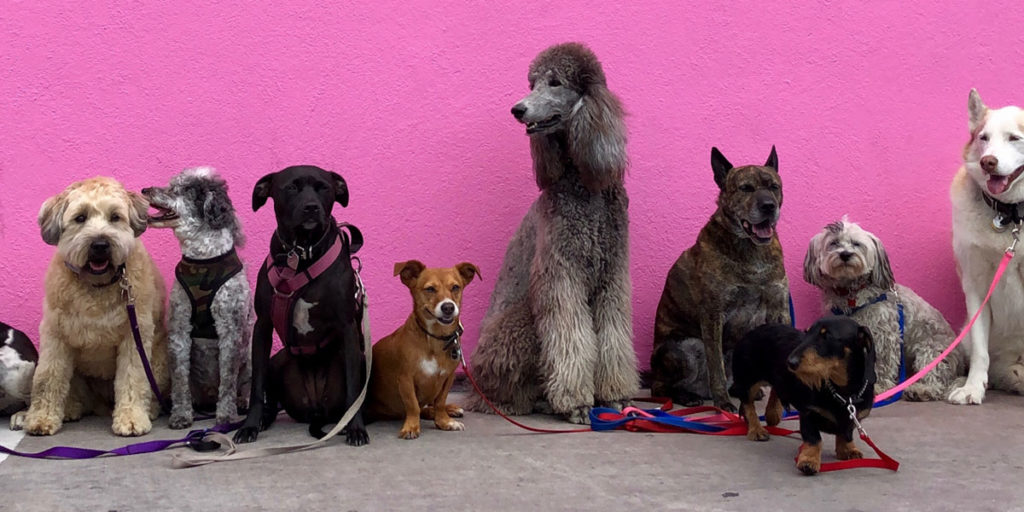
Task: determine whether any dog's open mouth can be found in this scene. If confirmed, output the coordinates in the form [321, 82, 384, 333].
[526, 115, 562, 134]
[742, 219, 776, 244]
[147, 204, 179, 224]
[437, 316, 455, 325]
[87, 258, 111, 275]
[986, 165, 1024, 196]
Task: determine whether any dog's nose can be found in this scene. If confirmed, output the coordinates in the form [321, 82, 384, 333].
[89, 239, 110, 256]
[440, 302, 455, 317]
[787, 354, 801, 370]
[839, 251, 854, 262]
[981, 155, 999, 173]
[511, 104, 527, 120]
[757, 200, 777, 215]
[303, 204, 321, 214]
[141, 187, 153, 196]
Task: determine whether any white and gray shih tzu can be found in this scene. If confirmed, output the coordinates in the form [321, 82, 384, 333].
[803, 217, 966, 401]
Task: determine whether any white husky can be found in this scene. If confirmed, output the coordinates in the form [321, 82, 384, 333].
[949, 89, 1024, 404]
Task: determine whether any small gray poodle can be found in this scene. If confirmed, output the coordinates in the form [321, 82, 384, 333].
[803, 217, 966, 401]
[464, 42, 639, 424]
[143, 167, 251, 427]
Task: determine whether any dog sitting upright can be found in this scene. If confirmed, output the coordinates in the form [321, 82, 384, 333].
[651, 146, 790, 411]
[368, 261, 480, 439]
[143, 167, 252, 428]
[0, 322, 38, 421]
[729, 317, 877, 476]
[234, 165, 368, 446]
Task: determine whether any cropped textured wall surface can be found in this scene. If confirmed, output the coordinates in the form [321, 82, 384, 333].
[2, 2, 1023, 368]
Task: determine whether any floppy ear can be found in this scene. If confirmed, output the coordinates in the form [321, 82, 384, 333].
[252, 173, 274, 212]
[330, 171, 349, 208]
[455, 262, 482, 285]
[127, 191, 149, 237]
[394, 260, 426, 288]
[203, 188, 233, 229]
[968, 88, 987, 134]
[764, 145, 778, 172]
[568, 84, 627, 193]
[869, 233, 896, 290]
[38, 193, 67, 246]
[802, 230, 826, 288]
[710, 147, 733, 190]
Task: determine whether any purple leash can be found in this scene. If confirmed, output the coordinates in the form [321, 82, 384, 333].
[0, 422, 241, 460]
[121, 279, 169, 411]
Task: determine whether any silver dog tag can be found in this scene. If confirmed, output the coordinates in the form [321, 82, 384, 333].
[287, 250, 300, 270]
[993, 215, 1008, 233]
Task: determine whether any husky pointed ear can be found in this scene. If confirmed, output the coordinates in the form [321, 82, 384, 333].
[394, 260, 426, 288]
[869, 232, 896, 290]
[252, 173, 274, 212]
[803, 230, 827, 288]
[765, 145, 778, 172]
[711, 147, 733, 190]
[568, 83, 627, 193]
[968, 89, 988, 134]
[38, 192, 68, 246]
[330, 171, 349, 208]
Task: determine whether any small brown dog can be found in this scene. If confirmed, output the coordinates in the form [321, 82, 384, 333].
[368, 260, 480, 439]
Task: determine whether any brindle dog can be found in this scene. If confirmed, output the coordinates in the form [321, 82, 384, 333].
[651, 146, 790, 412]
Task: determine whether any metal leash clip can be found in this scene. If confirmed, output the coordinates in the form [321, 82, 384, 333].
[119, 276, 135, 305]
[1008, 224, 1021, 254]
[847, 399, 866, 437]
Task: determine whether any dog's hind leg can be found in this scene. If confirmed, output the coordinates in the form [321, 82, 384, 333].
[905, 336, 962, 401]
[463, 306, 542, 415]
[741, 384, 769, 441]
[764, 388, 783, 427]
[168, 284, 195, 429]
[593, 264, 640, 410]
[212, 279, 249, 425]
[650, 338, 708, 406]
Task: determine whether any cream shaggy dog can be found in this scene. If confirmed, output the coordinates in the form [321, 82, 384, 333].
[23, 177, 169, 436]
[804, 217, 965, 401]
[949, 89, 1024, 405]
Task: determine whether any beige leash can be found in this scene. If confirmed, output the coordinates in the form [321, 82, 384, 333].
[171, 277, 371, 469]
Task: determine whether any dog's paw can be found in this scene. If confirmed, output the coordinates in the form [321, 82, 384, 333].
[796, 458, 820, 476]
[446, 404, 465, 418]
[233, 425, 260, 444]
[168, 413, 194, 430]
[436, 418, 465, 432]
[9, 411, 27, 431]
[746, 426, 770, 442]
[715, 400, 737, 414]
[948, 382, 986, 405]
[566, 406, 592, 425]
[24, 410, 62, 436]
[346, 427, 369, 446]
[836, 444, 863, 461]
[597, 399, 632, 411]
[112, 407, 152, 437]
[904, 382, 944, 402]
[398, 423, 421, 440]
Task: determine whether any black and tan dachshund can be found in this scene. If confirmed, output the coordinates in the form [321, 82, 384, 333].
[729, 316, 876, 475]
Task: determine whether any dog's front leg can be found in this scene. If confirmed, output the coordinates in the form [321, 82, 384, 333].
[834, 426, 863, 460]
[396, 374, 422, 439]
[213, 298, 248, 426]
[699, 313, 734, 412]
[23, 320, 74, 436]
[593, 263, 639, 409]
[796, 417, 823, 476]
[948, 274, 992, 405]
[339, 316, 369, 446]
[235, 314, 273, 443]
[112, 322, 157, 436]
[432, 373, 463, 432]
[167, 285, 194, 429]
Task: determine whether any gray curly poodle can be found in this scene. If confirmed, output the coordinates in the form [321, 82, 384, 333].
[464, 42, 639, 424]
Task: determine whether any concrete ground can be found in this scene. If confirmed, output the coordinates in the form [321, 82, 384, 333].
[2, 390, 1023, 512]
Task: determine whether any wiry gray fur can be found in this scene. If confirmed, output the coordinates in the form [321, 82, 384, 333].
[464, 43, 639, 424]
[144, 167, 252, 427]
[804, 217, 967, 400]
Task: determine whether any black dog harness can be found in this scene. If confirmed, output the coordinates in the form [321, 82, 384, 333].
[175, 248, 245, 339]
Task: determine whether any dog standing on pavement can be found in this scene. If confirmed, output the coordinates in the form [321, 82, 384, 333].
[143, 167, 252, 428]
[729, 317, 876, 476]
[804, 217, 965, 401]
[25, 176, 169, 436]
[234, 165, 368, 446]
[368, 261, 480, 439]
[652, 146, 790, 411]
[949, 89, 1024, 404]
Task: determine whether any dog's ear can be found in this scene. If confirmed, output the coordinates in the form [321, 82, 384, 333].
[252, 173, 274, 212]
[868, 233, 895, 290]
[127, 191, 149, 237]
[764, 145, 778, 172]
[455, 262, 482, 285]
[394, 260, 426, 288]
[968, 88, 988, 134]
[203, 187, 234, 229]
[568, 84, 627, 193]
[802, 230, 826, 288]
[710, 147, 733, 190]
[38, 192, 67, 246]
[330, 172, 349, 208]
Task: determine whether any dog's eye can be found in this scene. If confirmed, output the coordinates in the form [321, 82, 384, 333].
[549, 79, 562, 87]
[74, 214, 86, 224]
[828, 240, 840, 249]
[739, 184, 755, 192]
[111, 213, 121, 222]
[769, 183, 780, 191]
[284, 184, 298, 193]
[313, 182, 327, 192]
[424, 286, 436, 294]
[451, 285, 460, 293]
[1011, 134, 1022, 142]
[980, 133, 989, 141]
[852, 241, 862, 248]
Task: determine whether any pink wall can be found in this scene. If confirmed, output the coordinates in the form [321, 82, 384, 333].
[2, 2, 1023, 369]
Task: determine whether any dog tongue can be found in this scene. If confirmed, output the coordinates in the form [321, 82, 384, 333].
[89, 261, 109, 272]
[988, 175, 1011, 195]
[753, 223, 774, 239]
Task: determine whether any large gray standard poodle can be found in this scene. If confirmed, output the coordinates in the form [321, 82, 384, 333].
[464, 42, 639, 424]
